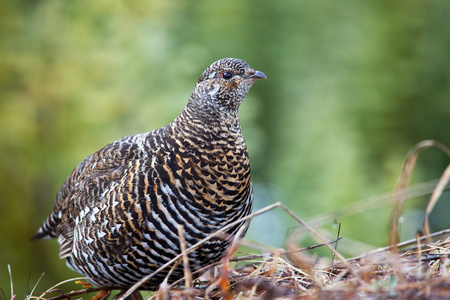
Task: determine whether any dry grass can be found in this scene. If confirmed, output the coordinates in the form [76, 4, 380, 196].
[8, 140, 450, 299]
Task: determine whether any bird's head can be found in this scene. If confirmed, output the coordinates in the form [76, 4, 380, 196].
[191, 58, 266, 113]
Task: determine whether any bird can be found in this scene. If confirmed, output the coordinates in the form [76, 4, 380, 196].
[32, 58, 267, 291]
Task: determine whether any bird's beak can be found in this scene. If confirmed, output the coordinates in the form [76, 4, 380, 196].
[248, 70, 267, 80]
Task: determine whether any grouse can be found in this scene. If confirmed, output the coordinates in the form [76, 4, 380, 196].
[32, 58, 266, 290]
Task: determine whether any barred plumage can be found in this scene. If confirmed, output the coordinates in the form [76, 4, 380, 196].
[32, 58, 266, 289]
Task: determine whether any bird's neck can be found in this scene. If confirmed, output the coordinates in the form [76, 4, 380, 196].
[170, 99, 245, 148]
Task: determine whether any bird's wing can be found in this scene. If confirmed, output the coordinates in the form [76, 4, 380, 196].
[31, 133, 152, 247]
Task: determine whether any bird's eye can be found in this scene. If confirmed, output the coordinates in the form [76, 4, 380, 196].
[221, 71, 233, 80]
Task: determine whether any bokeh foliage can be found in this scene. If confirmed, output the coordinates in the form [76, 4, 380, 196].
[1, 0, 449, 294]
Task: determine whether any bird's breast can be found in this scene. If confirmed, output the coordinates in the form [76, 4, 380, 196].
[163, 139, 251, 209]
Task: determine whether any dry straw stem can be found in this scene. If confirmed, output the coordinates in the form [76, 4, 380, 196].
[177, 225, 193, 290]
[7, 265, 14, 300]
[423, 164, 450, 240]
[389, 140, 450, 251]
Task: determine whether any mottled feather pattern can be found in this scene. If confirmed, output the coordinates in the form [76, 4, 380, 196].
[33, 58, 266, 289]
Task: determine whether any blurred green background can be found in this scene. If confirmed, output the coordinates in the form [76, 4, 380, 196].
[1, 0, 449, 296]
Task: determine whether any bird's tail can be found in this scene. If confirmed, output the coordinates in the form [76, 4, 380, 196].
[30, 211, 60, 241]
